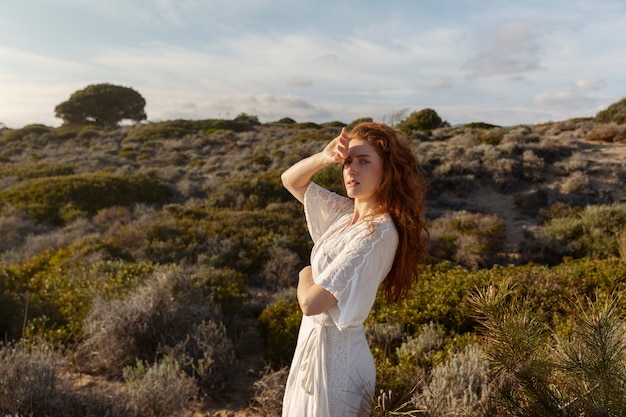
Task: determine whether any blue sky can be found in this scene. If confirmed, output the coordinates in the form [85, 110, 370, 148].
[1, 0, 625, 128]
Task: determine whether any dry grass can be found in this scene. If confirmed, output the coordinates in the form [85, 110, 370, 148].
[249, 365, 289, 417]
[75, 266, 221, 376]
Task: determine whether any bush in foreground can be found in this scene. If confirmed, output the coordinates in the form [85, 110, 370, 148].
[0, 340, 125, 417]
[75, 266, 222, 376]
[471, 284, 626, 416]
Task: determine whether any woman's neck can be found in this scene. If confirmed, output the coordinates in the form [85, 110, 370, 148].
[350, 198, 381, 225]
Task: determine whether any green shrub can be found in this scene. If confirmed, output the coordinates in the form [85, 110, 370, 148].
[254, 258, 625, 414]
[0, 124, 53, 143]
[76, 125, 104, 141]
[477, 127, 504, 145]
[397, 108, 444, 134]
[292, 121, 321, 129]
[215, 169, 292, 210]
[535, 203, 626, 259]
[347, 117, 373, 130]
[471, 283, 626, 416]
[396, 322, 446, 371]
[464, 122, 501, 129]
[511, 258, 626, 325]
[311, 164, 344, 195]
[321, 120, 347, 128]
[0, 162, 76, 179]
[428, 211, 507, 269]
[191, 266, 249, 316]
[142, 203, 310, 277]
[0, 173, 171, 225]
[595, 96, 626, 124]
[369, 262, 493, 335]
[258, 294, 302, 364]
[2, 241, 153, 342]
[125, 118, 256, 142]
[288, 130, 336, 145]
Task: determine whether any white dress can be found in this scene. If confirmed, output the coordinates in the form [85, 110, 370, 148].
[282, 183, 399, 417]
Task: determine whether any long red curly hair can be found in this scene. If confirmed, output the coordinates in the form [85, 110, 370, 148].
[349, 122, 429, 303]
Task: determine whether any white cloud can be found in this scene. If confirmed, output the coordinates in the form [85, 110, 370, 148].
[145, 89, 333, 122]
[421, 79, 452, 90]
[531, 77, 605, 111]
[462, 20, 546, 78]
[573, 78, 606, 92]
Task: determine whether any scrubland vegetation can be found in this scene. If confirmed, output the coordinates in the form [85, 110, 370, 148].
[1, 97, 626, 416]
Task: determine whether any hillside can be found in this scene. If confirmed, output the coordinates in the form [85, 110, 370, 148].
[1, 118, 623, 265]
[0, 117, 625, 416]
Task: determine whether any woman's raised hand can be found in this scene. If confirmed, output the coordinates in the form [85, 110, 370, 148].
[322, 127, 349, 164]
[280, 127, 350, 203]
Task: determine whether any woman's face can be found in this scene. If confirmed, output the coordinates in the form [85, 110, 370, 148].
[342, 139, 384, 203]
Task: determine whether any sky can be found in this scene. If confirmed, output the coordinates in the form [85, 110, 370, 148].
[1, 0, 626, 129]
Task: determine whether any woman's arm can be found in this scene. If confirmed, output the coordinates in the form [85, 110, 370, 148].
[297, 266, 337, 316]
[280, 127, 349, 203]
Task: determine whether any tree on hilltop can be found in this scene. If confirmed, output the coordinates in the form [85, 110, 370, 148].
[55, 83, 147, 128]
[397, 108, 447, 135]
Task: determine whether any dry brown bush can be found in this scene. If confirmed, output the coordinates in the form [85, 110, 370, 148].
[555, 151, 588, 175]
[501, 126, 533, 145]
[0, 206, 41, 255]
[0, 340, 126, 417]
[447, 131, 481, 148]
[123, 354, 198, 417]
[75, 266, 219, 376]
[165, 319, 236, 393]
[560, 171, 590, 194]
[2, 217, 93, 264]
[261, 245, 302, 291]
[521, 150, 545, 182]
[411, 344, 494, 416]
[95, 204, 158, 258]
[249, 365, 289, 417]
[586, 123, 626, 143]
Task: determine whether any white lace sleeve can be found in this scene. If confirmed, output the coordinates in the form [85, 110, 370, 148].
[314, 219, 399, 330]
[303, 182, 352, 243]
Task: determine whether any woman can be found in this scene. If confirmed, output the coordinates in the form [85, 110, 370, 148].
[280, 122, 428, 416]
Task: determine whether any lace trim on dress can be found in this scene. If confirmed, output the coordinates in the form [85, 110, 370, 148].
[327, 325, 350, 417]
[317, 220, 393, 298]
[304, 183, 352, 241]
